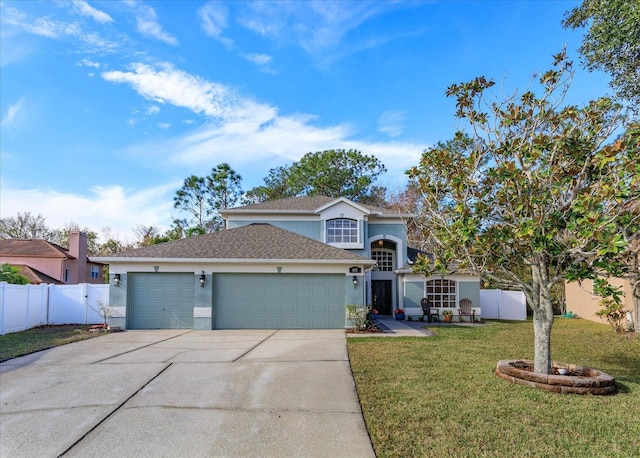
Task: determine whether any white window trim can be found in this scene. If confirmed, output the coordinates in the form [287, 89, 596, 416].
[325, 218, 362, 249]
[425, 279, 458, 308]
[90, 265, 100, 279]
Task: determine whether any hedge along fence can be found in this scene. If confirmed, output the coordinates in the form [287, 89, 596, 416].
[0, 282, 109, 335]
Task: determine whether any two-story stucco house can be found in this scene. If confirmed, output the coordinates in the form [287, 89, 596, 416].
[97, 196, 480, 330]
[0, 231, 105, 285]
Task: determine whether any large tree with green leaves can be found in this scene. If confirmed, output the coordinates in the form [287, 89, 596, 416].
[206, 163, 244, 216]
[50, 223, 100, 255]
[173, 163, 244, 234]
[407, 51, 639, 374]
[245, 166, 298, 204]
[563, 0, 640, 111]
[0, 212, 53, 240]
[173, 175, 211, 234]
[247, 150, 387, 203]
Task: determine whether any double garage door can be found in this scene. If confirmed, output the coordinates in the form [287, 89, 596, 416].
[127, 272, 345, 329]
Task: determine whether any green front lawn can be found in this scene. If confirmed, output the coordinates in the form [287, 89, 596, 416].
[348, 319, 640, 457]
[0, 325, 103, 363]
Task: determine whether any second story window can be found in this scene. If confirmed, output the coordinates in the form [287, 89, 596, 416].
[91, 266, 100, 279]
[64, 268, 71, 283]
[327, 219, 358, 243]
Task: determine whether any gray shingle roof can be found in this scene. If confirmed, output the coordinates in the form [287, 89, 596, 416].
[104, 224, 371, 262]
[222, 196, 402, 216]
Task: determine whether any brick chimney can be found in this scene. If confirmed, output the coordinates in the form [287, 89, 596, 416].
[69, 231, 88, 283]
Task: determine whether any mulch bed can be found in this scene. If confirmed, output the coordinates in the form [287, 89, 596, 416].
[346, 322, 384, 334]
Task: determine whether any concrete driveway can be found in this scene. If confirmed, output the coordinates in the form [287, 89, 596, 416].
[0, 330, 375, 457]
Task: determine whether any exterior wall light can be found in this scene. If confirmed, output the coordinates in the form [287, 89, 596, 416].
[353, 275, 358, 288]
[200, 271, 206, 287]
[114, 273, 121, 286]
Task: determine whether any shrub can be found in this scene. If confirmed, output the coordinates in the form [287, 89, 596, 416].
[346, 304, 371, 331]
[595, 298, 630, 332]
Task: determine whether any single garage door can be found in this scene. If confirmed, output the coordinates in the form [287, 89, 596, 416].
[214, 273, 345, 329]
[128, 273, 194, 329]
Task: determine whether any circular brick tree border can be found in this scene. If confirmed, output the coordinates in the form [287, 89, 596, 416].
[495, 359, 617, 395]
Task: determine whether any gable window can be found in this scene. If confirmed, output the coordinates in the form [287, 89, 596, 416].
[425, 279, 457, 308]
[91, 266, 100, 279]
[372, 249, 394, 271]
[327, 219, 358, 243]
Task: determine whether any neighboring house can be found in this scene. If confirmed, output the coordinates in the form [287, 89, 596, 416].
[0, 231, 105, 285]
[565, 278, 635, 324]
[96, 196, 480, 330]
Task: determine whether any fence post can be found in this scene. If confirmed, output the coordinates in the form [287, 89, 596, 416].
[25, 284, 30, 331]
[82, 283, 89, 324]
[0, 282, 5, 335]
[46, 284, 52, 325]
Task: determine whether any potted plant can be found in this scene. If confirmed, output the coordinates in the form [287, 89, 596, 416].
[442, 309, 453, 323]
[394, 309, 405, 320]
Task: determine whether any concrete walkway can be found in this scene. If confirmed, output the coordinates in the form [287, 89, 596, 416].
[347, 315, 433, 338]
[0, 330, 374, 458]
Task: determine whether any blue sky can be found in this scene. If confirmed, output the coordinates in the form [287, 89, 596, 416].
[1, 0, 610, 243]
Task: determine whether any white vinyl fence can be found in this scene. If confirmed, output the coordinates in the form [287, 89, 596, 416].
[480, 289, 527, 320]
[0, 282, 109, 335]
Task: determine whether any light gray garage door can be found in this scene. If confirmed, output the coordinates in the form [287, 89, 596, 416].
[214, 273, 345, 329]
[128, 273, 194, 329]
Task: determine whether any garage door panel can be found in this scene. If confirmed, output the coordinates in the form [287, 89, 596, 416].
[282, 288, 296, 300]
[214, 273, 345, 329]
[281, 302, 296, 313]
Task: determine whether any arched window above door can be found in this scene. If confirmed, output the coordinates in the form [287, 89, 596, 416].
[372, 249, 394, 272]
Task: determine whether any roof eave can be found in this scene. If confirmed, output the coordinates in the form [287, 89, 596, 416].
[314, 197, 372, 215]
[94, 257, 376, 265]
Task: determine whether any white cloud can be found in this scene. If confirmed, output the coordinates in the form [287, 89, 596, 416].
[2, 5, 121, 53]
[157, 122, 170, 129]
[240, 53, 276, 74]
[242, 53, 271, 66]
[198, 2, 233, 47]
[78, 58, 100, 68]
[0, 182, 180, 244]
[130, 3, 178, 46]
[377, 109, 408, 137]
[69, 0, 114, 24]
[101, 62, 275, 121]
[237, 2, 399, 60]
[1, 97, 26, 127]
[121, 111, 423, 189]
[26, 17, 82, 38]
[103, 61, 422, 185]
[146, 105, 160, 115]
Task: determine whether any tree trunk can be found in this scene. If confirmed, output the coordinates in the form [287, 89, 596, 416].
[532, 310, 553, 374]
[531, 260, 554, 374]
[632, 280, 639, 334]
